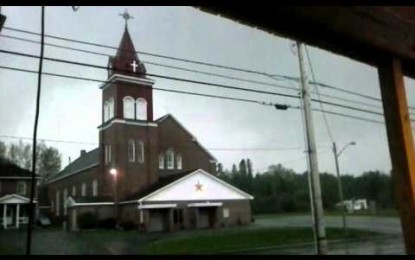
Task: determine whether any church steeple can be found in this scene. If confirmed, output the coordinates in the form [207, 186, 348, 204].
[107, 10, 146, 78]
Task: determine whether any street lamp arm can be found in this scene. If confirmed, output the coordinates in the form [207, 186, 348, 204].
[337, 142, 356, 158]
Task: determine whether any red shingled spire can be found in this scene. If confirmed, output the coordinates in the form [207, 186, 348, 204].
[107, 25, 146, 78]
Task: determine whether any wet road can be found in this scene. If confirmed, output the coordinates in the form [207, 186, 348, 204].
[245, 215, 405, 255]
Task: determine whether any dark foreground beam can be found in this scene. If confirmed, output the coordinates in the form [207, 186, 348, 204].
[0, 14, 6, 32]
[378, 58, 415, 255]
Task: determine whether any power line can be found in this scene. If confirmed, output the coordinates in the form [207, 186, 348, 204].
[0, 63, 406, 129]
[5, 25, 415, 112]
[305, 45, 334, 143]
[0, 33, 299, 92]
[3, 33, 415, 117]
[1, 48, 403, 120]
[0, 32, 299, 96]
[2, 25, 282, 77]
[0, 49, 302, 100]
[0, 134, 314, 151]
[1, 33, 395, 113]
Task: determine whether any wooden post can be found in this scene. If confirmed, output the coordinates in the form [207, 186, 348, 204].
[16, 204, 20, 229]
[378, 58, 415, 254]
[3, 204, 7, 229]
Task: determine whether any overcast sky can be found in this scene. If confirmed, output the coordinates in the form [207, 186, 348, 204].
[1, 6, 415, 176]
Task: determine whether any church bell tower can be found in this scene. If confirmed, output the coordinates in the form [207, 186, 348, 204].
[98, 10, 159, 201]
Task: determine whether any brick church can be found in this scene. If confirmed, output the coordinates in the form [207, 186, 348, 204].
[44, 15, 253, 232]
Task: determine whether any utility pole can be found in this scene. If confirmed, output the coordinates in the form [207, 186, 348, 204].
[332, 141, 355, 234]
[296, 41, 328, 255]
[333, 142, 347, 235]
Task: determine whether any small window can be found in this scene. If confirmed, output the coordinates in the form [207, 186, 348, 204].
[105, 144, 111, 165]
[92, 179, 98, 197]
[108, 98, 114, 119]
[123, 96, 135, 119]
[137, 140, 144, 163]
[159, 154, 164, 169]
[128, 139, 135, 162]
[81, 183, 86, 197]
[136, 98, 147, 120]
[176, 154, 182, 170]
[17, 181, 26, 196]
[72, 186, 76, 197]
[103, 101, 109, 122]
[166, 149, 174, 169]
[223, 208, 229, 218]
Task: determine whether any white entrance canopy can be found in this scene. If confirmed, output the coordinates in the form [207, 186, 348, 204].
[187, 202, 223, 207]
[138, 203, 177, 209]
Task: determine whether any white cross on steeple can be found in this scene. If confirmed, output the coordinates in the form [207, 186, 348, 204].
[130, 60, 138, 73]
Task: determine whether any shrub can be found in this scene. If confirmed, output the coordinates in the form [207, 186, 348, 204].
[98, 218, 116, 229]
[78, 212, 98, 230]
[120, 221, 137, 231]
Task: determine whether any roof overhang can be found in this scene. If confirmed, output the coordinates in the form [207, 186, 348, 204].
[187, 202, 223, 207]
[196, 6, 415, 79]
[138, 203, 177, 209]
[99, 73, 155, 90]
[65, 197, 114, 207]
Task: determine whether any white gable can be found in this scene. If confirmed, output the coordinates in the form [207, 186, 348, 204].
[0, 194, 31, 204]
[140, 169, 253, 202]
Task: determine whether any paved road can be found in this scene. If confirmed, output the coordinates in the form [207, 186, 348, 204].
[247, 215, 405, 255]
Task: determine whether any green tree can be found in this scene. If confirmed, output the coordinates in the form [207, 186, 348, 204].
[38, 146, 61, 182]
[0, 141, 6, 160]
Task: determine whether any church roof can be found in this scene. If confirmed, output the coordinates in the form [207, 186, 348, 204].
[116, 26, 136, 59]
[0, 158, 40, 178]
[70, 195, 114, 204]
[47, 148, 99, 183]
[155, 114, 217, 162]
[123, 169, 197, 201]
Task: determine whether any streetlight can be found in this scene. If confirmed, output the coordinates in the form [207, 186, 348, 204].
[333, 141, 356, 234]
[110, 168, 118, 223]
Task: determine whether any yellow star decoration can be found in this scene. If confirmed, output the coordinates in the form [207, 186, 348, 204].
[195, 181, 203, 192]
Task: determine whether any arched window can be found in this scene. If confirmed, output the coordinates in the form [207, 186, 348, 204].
[123, 96, 135, 119]
[103, 101, 109, 122]
[63, 188, 68, 215]
[176, 154, 182, 170]
[81, 183, 86, 197]
[92, 179, 98, 197]
[137, 140, 144, 163]
[128, 139, 135, 162]
[136, 98, 147, 120]
[166, 149, 174, 169]
[108, 98, 114, 119]
[159, 154, 164, 169]
[72, 186, 76, 197]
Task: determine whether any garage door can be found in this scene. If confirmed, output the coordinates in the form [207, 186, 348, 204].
[148, 210, 165, 232]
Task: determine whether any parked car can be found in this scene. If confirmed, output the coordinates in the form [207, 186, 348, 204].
[36, 212, 51, 227]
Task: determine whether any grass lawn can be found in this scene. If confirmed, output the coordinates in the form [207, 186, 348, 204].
[254, 208, 399, 220]
[143, 227, 376, 254]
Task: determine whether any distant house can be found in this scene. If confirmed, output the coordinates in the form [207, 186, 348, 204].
[0, 159, 41, 229]
[337, 199, 368, 213]
[43, 18, 254, 232]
